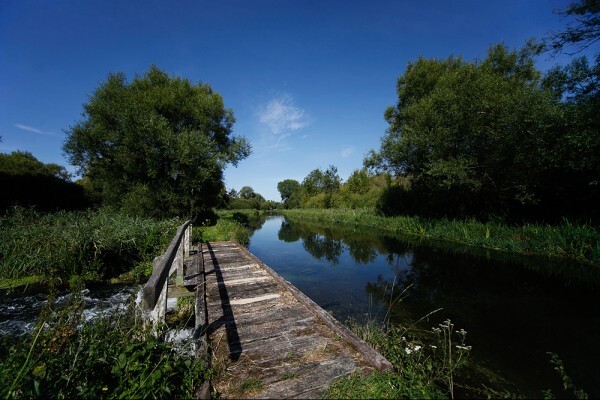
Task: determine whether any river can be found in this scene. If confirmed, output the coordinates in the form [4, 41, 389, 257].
[2, 213, 598, 396]
[246, 214, 600, 398]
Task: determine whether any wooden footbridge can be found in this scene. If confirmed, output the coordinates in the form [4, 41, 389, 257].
[141, 221, 391, 399]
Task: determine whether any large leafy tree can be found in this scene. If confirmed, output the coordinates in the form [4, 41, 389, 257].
[366, 43, 599, 219]
[277, 179, 301, 208]
[63, 66, 250, 218]
[301, 165, 341, 196]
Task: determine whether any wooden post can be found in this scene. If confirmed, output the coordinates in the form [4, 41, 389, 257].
[175, 241, 184, 286]
[184, 225, 191, 259]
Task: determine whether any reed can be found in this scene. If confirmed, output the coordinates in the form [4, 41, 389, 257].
[0, 207, 180, 282]
[281, 209, 600, 265]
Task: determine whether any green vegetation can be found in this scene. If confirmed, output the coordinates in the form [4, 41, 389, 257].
[282, 209, 600, 265]
[277, 168, 390, 210]
[326, 319, 468, 399]
[195, 214, 251, 246]
[363, 41, 599, 222]
[226, 186, 279, 210]
[63, 65, 250, 219]
[328, 318, 589, 399]
[0, 290, 206, 398]
[0, 152, 89, 213]
[0, 208, 179, 283]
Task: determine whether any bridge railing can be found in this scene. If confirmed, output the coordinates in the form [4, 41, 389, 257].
[141, 220, 192, 324]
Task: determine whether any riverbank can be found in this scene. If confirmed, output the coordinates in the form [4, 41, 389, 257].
[0, 208, 252, 291]
[281, 208, 600, 266]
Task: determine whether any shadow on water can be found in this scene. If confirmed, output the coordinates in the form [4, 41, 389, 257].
[247, 215, 600, 398]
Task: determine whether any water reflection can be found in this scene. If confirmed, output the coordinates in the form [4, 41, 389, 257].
[246, 214, 600, 398]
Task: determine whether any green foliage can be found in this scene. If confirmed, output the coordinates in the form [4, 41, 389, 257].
[0, 151, 70, 179]
[546, 352, 589, 399]
[0, 208, 179, 282]
[301, 165, 341, 199]
[63, 65, 251, 219]
[366, 43, 600, 221]
[0, 152, 89, 213]
[195, 212, 251, 246]
[0, 294, 207, 398]
[326, 318, 470, 399]
[293, 167, 390, 210]
[277, 179, 302, 208]
[226, 186, 272, 209]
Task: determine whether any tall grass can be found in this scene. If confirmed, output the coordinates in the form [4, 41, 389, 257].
[282, 209, 600, 265]
[0, 207, 180, 282]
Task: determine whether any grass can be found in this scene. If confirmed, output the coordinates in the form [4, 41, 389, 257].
[0, 289, 207, 398]
[0, 207, 180, 283]
[281, 208, 600, 266]
[325, 317, 467, 399]
[193, 209, 265, 246]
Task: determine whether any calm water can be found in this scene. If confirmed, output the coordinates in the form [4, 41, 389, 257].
[248, 214, 600, 397]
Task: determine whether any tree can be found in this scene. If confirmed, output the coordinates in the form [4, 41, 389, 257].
[238, 186, 257, 200]
[277, 179, 302, 209]
[0, 151, 87, 211]
[344, 169, 371, 195]
[63, 66, 250, 218]
[228, 188, 239, 199]
[365, 43, 591, 219]
[545, 0, 600, 55]
[301, 165, 341, 196]
[277, 179, 301, 202]
[0, 151, 71, 180]
[231, 186, 265, 209]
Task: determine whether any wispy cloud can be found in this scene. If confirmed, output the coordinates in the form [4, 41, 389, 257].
[256, 94, 309, 152]
[14, 123, 43, 134]
[13, 123, 57, 136]
[341, 145, 355, 159]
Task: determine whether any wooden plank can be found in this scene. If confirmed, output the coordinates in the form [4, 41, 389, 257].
[236, 242, 394, 372]
[203, 241, 392, 399]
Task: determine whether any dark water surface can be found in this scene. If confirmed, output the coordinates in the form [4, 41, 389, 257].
[248, 214, 600, 397]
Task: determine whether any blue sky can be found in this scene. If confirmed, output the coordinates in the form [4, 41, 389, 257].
[0, 0, 578, 201]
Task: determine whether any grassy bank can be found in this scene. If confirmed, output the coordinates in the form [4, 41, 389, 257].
[194, 209, 259, 246]
[327, 317, 588, 399]
[0, 208, 180, 286]
[282, 209, 600, 266]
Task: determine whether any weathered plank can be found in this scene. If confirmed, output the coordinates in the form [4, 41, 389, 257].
[202, 241, 392, 399]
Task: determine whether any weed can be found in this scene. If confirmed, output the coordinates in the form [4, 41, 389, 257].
[0, 291, 207, 398]
[235, 377, 263, 395]
[329, 316, 471, 399]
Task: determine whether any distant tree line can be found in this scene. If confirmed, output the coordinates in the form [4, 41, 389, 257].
[0, 151, 88, 212]
[276, 166, 392, 210]
[225, 186, 279, 210]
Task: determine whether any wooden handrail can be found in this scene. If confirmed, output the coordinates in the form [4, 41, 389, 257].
[142, 220, 192, 322]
